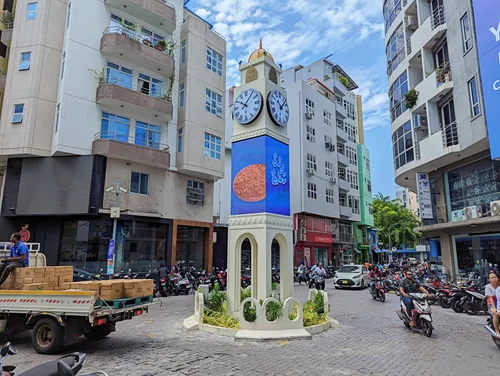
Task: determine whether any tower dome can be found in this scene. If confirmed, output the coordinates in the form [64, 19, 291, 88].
[248, 39, 274, 63]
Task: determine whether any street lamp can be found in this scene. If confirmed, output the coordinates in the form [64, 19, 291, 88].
[105, 181, 127, 276]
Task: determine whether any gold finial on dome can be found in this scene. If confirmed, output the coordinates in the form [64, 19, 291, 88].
[248, 38, 274, 63]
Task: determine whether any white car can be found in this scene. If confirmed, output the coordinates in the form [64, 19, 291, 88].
[333, 265, 370, 289]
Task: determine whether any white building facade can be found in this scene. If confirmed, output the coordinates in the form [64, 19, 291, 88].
[0, 0, 226, 272]
[384, 0, 500, 277]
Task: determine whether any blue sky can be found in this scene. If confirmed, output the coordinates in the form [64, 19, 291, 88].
[187, 0, 395, 198]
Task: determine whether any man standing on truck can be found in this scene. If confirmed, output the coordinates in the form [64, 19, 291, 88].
[0, 233, 29, 286]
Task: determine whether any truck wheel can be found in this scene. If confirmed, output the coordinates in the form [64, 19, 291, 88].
[32, 318, 64, 354]
[85, 325, 112, 341]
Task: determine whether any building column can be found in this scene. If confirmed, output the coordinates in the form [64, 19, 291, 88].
[439, 233, 456, 279]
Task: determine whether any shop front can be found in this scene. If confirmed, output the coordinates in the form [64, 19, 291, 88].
[294, 214, 333, 266]
[172, 220, 214, 272]
[453, 234, 500, 277]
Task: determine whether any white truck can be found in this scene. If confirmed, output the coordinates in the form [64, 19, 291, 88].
[0, 244, 153, 354]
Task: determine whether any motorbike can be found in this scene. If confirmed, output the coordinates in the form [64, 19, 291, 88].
[294, 268, 307, 285]
[463, 289, 487, 315]
[0, 342, 103, 376]
[396, 293, 434, 337]
[485, 316, 500, 349]
[314, 275, 325, 291]
[172, 273, 192, 295]
[159, 275, 179, 297]
[370, 278, 385, 302]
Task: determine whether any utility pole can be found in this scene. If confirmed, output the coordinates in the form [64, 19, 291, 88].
[106, 180, 127, 277]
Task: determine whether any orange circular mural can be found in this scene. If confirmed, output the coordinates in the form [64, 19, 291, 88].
[233, 164, 266, 202]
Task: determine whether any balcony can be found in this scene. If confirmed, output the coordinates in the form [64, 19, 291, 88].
[338, 178, 350, 192]
[332, 76, 347, 97]
[104, 0, 176, 34]
[339, 205, 352, 219]
[408, 7, 447, 61]
[96, 81, 173, 123]
[338, 232, 356, 244]
[92, 132, 170, 169]
[337, 152, 349, 166]
[442, 121, 459, 148]
[1, 22, 13, 43]
[0, 71, 6, 89]
[336, 103, 347, 119]
[101, 27, 174, 76]
[336, 126, 348, 142]
[413, 63, 453, 108]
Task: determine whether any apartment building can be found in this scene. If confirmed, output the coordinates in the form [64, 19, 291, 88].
[281, 58, 364, 267]
[0, 0, 225, 273]
[383, 0, 500, 277]
[396, 186, 419, 214]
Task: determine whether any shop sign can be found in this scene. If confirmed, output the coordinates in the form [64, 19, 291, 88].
[314, 235, 333, 243]
[472, 0, 500, 160]
[416, 173, 433, 219]
[19, 224, 30, 243]
[451, 209, 465, 222]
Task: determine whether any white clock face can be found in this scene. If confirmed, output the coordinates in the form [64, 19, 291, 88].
[267, 90, 289, 126]
[233, 89, 263, 125]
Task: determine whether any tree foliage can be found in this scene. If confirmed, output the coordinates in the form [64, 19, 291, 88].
[373, 193, 421, 249]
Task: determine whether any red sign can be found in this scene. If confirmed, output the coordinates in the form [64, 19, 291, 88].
[19, 224, 30, 243]
[314, 236, 333, 243]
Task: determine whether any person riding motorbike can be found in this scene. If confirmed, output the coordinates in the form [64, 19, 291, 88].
[159, 263, 169, 279]
[399, 270, 429, 326]
[485, 272, 500, 336]
[368, 265, 382, 294]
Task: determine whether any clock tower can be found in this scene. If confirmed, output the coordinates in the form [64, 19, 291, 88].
[226, 40, 294, 315]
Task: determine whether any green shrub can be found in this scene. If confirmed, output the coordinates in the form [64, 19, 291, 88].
[313, 291, 325, 314]
[243, 301, 256, 322]
[265, 299, 284, 322]
[240, 287, 252, 302]
[204, 283, 226, 312]
[203, 310, 239, 329]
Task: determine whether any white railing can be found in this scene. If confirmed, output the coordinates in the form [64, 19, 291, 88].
[103, 26, 173, 56]
[406, 36, 412, 55]
[431, 5, 446, 30]
[94, 131, 170, 152]
[442, 121, 458, 148]
[99, 77, 169, 100]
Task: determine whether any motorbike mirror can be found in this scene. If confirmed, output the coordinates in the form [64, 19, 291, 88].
[0, 343, 11, 357]
[7, 345, 16, 356]
[57, 360, 75, 376]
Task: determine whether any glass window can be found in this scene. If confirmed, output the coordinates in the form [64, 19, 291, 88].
[307, 182, 317, 199]
[205, 88, 222, 117]
[19, 52, 31, 71]
[383, 0, 402, 32]
[392, 120, 413, 169]
[306, 125, 315, 142]
[385, 23, 405, 76]
[326, 188, 334, 204]
[468, 77, 480, 118]
[179, 83, 185, 107]
[325, 161, 333, 177]
[181, 40, 187, 63]
[204, 132, 221, 160]
[176, 226, 206, 269]
[11, 104, 24, 123]
[324, 110, 332, 127]
[389, 70, 408, 122]
[306, 154, 317, 171]
[66, 2, 71, 29]
[187, 180, 205, 206]
[26, 2, 37, 20]
[130, 172, 149, 195]
[100, 112, 130, 142]
[177, 128, 183, 153]
[60, 51, 65, 80]
[138, 73, 163, 97]
[206, 47, 223, 76]
[106, 61, 133, 89]
[346, 146, 357, 166]
[305, 98, 315, 117]
[135, 122, 161, 149]
[461, 13, 472, 52]
[55, 103, 60, 132]
[347, 170, 359, 190]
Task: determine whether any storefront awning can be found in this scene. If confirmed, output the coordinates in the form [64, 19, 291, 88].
[372, 248, 382, 254]
[353, 248, 361, 254]
[359, 244, 370, 249]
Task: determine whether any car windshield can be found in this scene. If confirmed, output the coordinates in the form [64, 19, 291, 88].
[338, 266, 360, 273]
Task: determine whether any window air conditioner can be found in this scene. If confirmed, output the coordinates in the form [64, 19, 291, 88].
[325, 141, 332, 150]
[405, 16, 418, 30]
[330, 177, 337, 185]
[305, 111, 314, 120]
[490, 201, 500, 216]
[307, 167, 316, 176]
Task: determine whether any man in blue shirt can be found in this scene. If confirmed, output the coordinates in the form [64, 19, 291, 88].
[0, 233, 29, 286]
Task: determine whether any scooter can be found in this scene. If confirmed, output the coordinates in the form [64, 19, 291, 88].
[396, 293, 434, 337]
[463, 289, 487, 315]
[484, 315, 500, 349]
[0, 342, 103, 376]
[370, 278, 385, 302]
[314, 275, 325, 291]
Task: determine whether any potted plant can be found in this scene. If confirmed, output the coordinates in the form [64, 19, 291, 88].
[165, 39, 178, 56]
[338, 75, 349, 88]
[156, 39, 167, 52]
[404, 89, 419, 109]
[88, 68, 106, 85]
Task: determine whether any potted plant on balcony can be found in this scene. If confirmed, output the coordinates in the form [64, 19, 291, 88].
[436, 65, 451, 85]
[404, 89, 418, 109]
[88, 68, 106, 85]
[165, 39, 178, 56]
[143, 38, 153, 47]
[156, 39, 167, 52]
[338, 75, 349, 88]
[0, 11, 15, 28]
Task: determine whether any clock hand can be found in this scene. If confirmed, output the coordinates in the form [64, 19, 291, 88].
[280, 98, 288, 110]
[244, 93, 253, 107]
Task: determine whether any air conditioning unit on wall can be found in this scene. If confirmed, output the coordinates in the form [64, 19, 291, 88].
[305, 111, 314, 120]
[491, 201, 500, 216]
[405, 16, 418, 30]
[464, 206, 482, 220]
[307, 168, 316, 176]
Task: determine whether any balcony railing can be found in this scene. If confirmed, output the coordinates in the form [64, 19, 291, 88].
[436, 61, 452, 86]
[431, 5, 446, 30]
[95, 132, 170, 151]
[101, 77, 169, 100]
[442, 121, 458, 148]
[406, 35, 412, 55]
[338, 232, 356, 244]
[103, 26, 174, 56]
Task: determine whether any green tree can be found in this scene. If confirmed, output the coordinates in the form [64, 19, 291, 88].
[373, 193, 421, 249]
